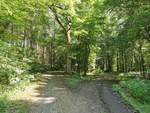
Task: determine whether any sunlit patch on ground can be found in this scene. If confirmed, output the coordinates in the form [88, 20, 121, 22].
[34, 97, 56, 104]
[8, 75, 56, 104]
[53, 87, 67, 91]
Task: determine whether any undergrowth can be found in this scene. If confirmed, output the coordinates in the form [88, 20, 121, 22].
[0, 80, 32, 113]
[65, 74, 83, 87]
[113, 77, 150, 113]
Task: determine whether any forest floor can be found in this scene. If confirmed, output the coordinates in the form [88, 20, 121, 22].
[18, 74, 135, 113]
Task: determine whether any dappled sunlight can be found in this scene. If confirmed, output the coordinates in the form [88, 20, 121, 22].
[32, 97, 56, 104]
[43, 74, 55, 77]
[43, 74, 65, 78]
[26, 83, 57, 104]
[4, 75, 58, 113]
[53, 87, 67, 91]
[30, 91, 40, 97]
[38, 82, 48, 86]
[8, 75, 56, 105]
[1, 0, 149, 112]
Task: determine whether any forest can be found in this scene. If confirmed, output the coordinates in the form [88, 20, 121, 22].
[0, 0, 150, 113]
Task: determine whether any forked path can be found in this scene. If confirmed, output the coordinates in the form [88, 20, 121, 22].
[27, 75, 134, 113]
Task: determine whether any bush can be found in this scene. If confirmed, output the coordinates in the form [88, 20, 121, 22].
[28, 62, 51, 73]
[0, 97, 8, 113]
[65, 74, 82, 87]
[0, 40, 33, 85]
[120, 79, 150, 103]
[118, 73, 136, 80]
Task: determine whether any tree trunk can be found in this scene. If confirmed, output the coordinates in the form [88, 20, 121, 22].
[66, 30, 72, 74]
[124, 52, 127, 72]
[117, 51, 119, 72]
[106, 53, 112, 72]
[83, 44, 90, 76]
[139, 45, 145, 78]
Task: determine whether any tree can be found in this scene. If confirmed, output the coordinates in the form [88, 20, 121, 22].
[48, 0, 77, 73]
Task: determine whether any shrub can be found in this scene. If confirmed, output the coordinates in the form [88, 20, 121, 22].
[0, 97, 8, 113]
[28, 62, 51, 73]
[0, 40, 33, 85]
[120, 79, 150, 103]
[65, 74, 82, 87]
[118, 73, 136, 80]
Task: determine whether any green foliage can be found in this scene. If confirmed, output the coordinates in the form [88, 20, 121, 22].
[65, 74, 82, 87]
[118, 73, 136, 80]
[0, 97, 8, 113]
[113, 79, 150, 113]
[0, 40, 32, 85]
[0, 0, 149, 112]
[29, 62, 51, 73]
[0, 79, 32, 113]
[93, 68, 103, 75]
[118, 79, 150, 103]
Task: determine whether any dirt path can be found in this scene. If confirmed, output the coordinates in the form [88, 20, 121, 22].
[25, 74, 135, 113]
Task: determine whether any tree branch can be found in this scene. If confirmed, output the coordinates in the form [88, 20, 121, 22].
[48, 5, 66, 32]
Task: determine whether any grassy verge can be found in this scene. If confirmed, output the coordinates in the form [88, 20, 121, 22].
[65, 73, 107, 87]
[65, 74, 84, 87]
[0, 74, 41, 113]
[65, 74, 94, 88]
[113, 79, 150, 113]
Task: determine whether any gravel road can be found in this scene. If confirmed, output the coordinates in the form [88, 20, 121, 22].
[27, 74, 134, 113]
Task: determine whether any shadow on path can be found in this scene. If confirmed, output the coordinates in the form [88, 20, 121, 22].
[6, 74, 136, 113]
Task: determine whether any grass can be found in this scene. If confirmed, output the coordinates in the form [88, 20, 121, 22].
[113, 81, 150, 113]
[65, 74, 83, 87]
[0, 80, 35, 113]
[65, 73, 110, 87]
[65, 73, 99, 87]
[118, 88, 150, 113]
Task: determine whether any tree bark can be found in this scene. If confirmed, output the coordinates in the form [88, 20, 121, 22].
[66, 30, 72, 73]
[139, 44, 145, 78]
[49, 6, 72, 74]
[117, 51, 120, 72]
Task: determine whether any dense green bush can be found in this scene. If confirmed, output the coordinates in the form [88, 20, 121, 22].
[0, 40, 32, 85]
[28, 62, 51, 73]
[0, 40, 38, 112]
[118, 73, 136, 80]
[120, 79, 150, 103]
[0, 97, 8, 113]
